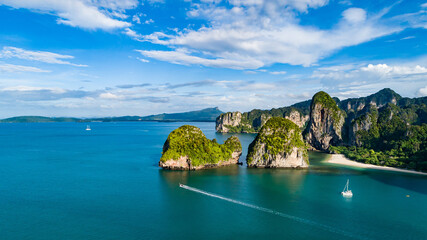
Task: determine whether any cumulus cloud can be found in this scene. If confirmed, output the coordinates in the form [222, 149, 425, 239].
[0, 63, 50, 73]
[360, 64, 427, 75]
[0, 0, 136, 30]
[342, 8, 366, 23]
[138, 2, 401, 69]
[0, 47, 86, 67]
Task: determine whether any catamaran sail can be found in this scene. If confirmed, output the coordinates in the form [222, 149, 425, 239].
[341, 179, 353, 197]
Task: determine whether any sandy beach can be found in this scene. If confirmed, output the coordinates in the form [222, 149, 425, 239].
[327, 154, 427, 176]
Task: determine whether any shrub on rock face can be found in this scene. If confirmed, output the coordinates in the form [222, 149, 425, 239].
[247, 117, 308, 168]
[160, 125, 242, 170]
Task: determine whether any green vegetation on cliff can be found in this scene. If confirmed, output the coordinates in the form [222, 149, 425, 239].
[311, 91, 345, 125]
[223, 124, 256, 133]
[312, 91, 341, 112]
[247, 117, 307, 165]
[161, 125, 241, 166]
[331, 102, 427, 171]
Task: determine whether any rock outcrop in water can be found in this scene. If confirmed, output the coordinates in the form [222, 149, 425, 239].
[246, 117, 308, 168]
[159, 125, 242, 170]
[305, 91, 345, 151]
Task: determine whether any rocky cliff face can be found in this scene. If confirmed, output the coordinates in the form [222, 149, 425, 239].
[305, 91, 345, 151]
[160, 126, 242, 170]
[349, 105, 379, 146]
[247, 117, 308, 168]
[339, 88, 400, 112]
[216, 109, 309, 133]
[216, 112, 244, 132]
[285, 110, 309, 128]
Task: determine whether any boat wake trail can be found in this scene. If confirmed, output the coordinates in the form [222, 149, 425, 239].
[180, 184, 367, 240]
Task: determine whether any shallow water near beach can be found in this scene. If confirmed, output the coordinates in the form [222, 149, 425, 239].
[0, 122, 426, 240]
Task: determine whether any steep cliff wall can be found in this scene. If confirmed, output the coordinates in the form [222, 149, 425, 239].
[305, 91, 345, 151]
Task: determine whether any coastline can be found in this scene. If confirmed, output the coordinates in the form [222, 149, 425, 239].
[326, 154, 427, 176]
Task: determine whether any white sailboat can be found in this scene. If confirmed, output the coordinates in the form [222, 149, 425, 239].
[85, 125, 91, 131]
[341, 179, 353, 197]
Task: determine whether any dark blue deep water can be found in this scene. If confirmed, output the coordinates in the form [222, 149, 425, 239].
[0, 122, 426, 240]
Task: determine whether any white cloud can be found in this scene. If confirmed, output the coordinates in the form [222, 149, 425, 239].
[0, 63, 50, 73]
[132, 14, 141, 24]
[144, 19, 154, 24]
[269, 71, 287, 75]
[228, 0, 329, 13]
[401, 36, 415, 40]
[419, 86, 427, 96]
[0, 47, 87, 67]
[342, 8, 366, 23]
[0, 0, 136, 30]
[136, 49, 263, 69]
[360, 64, 427, 75]
[99, 92, 120, 99]
[422, 3, 427, 8]
[139, 3, 401, 69]
[124, 28, 143, 40]
[137, 57, 149, 63]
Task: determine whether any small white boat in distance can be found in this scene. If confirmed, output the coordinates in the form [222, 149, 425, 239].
[85, 125, 91, 131]
[341, 179, 353, 198]
[179, 183, 184, 187]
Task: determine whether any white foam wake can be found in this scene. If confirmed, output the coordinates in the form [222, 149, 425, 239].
[179, 184, 366, 240]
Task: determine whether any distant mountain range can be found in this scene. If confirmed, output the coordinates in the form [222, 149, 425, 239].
[0, 107, 224, 123]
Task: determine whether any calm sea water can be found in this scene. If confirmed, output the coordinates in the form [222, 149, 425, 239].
[0, 122, 426, 240]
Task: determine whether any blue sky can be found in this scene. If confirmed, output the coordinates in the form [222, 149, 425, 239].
[0, 0, 426, 118]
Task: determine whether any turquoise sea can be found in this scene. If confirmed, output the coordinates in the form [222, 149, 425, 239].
[0, 122, 426, 240]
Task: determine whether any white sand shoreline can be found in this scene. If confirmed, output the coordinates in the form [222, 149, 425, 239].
[326, 154, 427, 176]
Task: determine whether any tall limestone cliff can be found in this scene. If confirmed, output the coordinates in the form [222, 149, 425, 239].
[160, 125, 242, 170]
[216, 112, 248, 132]
[305, 91, 345, 151]
[216, 104, 310, 133]
[247, 117, 308, 168]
